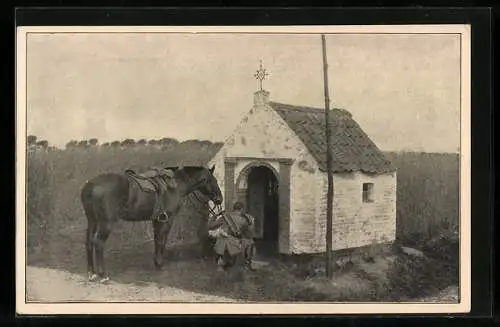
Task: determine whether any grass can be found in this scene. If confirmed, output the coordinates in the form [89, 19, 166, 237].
[262, 237, 458, 302]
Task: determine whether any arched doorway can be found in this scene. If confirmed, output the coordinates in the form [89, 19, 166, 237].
[225, 157, 293, 254]
[245, 165, 279, 256]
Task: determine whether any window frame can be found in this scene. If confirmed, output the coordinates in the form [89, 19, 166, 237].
[362, 182, 375, 203]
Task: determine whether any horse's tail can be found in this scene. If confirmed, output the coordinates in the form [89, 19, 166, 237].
[81, 179, 100, 275]
[81, 180, 95, 219]
[81, 180, 100, 239]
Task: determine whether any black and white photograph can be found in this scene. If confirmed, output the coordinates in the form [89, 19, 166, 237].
[16, 25, 471, 315]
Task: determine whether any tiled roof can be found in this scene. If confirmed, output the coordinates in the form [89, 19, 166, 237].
[270, 102, 396, 174]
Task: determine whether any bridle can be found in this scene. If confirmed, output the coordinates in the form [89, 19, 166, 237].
[185, 169, 224, 218]
[191, 190, 224, 218]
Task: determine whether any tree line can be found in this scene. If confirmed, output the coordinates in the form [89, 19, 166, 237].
[27, 135, 222, 151]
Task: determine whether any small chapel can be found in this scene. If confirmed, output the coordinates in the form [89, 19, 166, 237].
[207, 63, 397, 256]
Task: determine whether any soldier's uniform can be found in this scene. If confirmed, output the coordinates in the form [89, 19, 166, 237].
[240, 213, 256, 267]
[207, 209, 256, 270]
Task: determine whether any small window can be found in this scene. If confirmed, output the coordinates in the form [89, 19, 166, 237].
[362, 183, 374, 203]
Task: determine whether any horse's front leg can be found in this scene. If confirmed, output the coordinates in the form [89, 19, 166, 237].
[152, 216, 173, 270]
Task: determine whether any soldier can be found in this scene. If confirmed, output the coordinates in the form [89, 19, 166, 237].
[207, 201, 256, 271]
[234, 202, 256, 270]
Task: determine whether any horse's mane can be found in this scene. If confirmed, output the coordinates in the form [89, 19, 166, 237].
[164, 166, 207, 173]
[163, 166, 209, 180]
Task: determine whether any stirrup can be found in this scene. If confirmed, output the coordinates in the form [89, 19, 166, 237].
[155, 211, 169, 223]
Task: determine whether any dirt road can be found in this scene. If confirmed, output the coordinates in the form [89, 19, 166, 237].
[26, 264, 459, 304]
[26, 266, 237, 302]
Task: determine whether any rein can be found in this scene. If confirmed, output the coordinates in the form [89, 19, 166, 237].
[152, 171, 222, 242]
[192, 190, 224, 218]
[179, 170, 223, 218]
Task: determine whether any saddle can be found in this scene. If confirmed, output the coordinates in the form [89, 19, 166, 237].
[125, 167, 177, 193]
[125, 167, 178, 222]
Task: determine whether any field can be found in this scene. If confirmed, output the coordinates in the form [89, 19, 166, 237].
[384, 151, 460, 244]
[25, 139, 460, 302]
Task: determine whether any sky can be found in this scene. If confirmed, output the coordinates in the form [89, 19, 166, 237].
[26, 32, 461, 152]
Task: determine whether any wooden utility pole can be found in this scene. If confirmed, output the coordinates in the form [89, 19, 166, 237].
[321, 34, 334, 278]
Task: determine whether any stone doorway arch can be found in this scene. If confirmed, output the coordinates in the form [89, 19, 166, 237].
[224, 157, 293, 254]
[236, 163, 279, 255]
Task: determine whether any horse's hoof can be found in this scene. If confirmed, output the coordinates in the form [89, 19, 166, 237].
[98, 277, 110, 284]
[154, 263, 164, 271]
[88, 273, 98, 282]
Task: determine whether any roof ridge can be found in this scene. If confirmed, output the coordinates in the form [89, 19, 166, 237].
[269, 101, 352, 117]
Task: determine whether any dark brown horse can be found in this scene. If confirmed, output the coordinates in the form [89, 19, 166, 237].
[80, 165, 223, 282]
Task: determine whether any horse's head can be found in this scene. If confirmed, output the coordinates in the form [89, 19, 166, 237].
[179, 165, 223, 207]
[199, 164, 223, 206]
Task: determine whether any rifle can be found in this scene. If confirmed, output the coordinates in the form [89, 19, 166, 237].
[220, 211, 242, 238]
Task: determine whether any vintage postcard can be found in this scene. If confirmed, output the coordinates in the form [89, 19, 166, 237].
[16, 25, 471, 315]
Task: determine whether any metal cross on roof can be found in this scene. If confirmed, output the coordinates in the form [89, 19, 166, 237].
[254, 60, 269, 91]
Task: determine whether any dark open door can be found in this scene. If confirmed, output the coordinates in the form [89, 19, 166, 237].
[246, 166, 280, 256]
[263, 176, 279, 244]
[247, 168, 266, 239]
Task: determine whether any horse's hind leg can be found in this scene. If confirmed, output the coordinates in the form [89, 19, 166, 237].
[94, 220, 113, 283]
[86, 220, 98, 281]
[81, 183, 99, 281]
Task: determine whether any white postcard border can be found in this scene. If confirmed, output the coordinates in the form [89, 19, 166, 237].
[16, 24, 471, 315]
